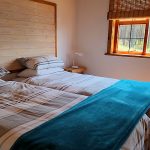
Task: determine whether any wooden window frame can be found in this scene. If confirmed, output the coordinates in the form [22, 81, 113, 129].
[106, 19, 150, 58]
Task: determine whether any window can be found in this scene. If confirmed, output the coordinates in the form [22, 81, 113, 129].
[107, 0, 150, 58]
[107, 19, 150, 57]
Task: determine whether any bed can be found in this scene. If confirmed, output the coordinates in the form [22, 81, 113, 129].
[14, 71, 118, 96]
[0, 79, 150, 150]
[0, 79, 86, 150]
[1, 0, 149, 148]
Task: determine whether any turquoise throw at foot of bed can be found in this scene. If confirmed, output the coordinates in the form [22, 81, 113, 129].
[11, 80, 150, 150]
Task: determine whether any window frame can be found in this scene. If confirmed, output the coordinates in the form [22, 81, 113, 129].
[107, 19, 150, 58]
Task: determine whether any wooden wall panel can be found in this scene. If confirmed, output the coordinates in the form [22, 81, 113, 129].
[0, 0, 57, 70]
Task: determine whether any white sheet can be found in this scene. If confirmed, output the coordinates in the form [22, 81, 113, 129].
[14, 71, 118, 96]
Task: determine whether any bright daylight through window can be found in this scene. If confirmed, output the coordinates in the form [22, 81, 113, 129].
[107, 0, 150, 57]
[112, 19, 150, 56]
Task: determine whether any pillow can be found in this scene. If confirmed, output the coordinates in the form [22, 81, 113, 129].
[18, 68, 64, 78]
[18, 56, 64, 70]
[0, 67, 10, 78]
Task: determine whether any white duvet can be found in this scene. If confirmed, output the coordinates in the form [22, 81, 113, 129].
[15, 71, 118, 96]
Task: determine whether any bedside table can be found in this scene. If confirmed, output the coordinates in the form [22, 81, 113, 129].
[64, 66, 86, 74]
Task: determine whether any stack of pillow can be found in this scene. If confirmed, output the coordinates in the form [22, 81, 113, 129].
[17, 56, 64, 78]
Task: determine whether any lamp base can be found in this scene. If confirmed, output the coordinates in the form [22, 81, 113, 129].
[72, 66, 79, 69]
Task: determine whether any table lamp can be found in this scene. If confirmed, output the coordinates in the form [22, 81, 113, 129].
[72, 52, 83, 69]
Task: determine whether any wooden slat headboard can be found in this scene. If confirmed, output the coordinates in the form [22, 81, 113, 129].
[0, 0, 57, 71]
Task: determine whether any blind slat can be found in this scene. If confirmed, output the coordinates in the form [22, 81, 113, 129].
[108, 0, 150, 19]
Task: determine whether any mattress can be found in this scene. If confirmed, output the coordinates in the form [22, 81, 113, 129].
[14, 71, 118, 96]
[0, 80, 149, 150]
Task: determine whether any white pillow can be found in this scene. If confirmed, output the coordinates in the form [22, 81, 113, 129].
[34, 61, 64, 70]
[0, 67, 10, 78]
[18, 68, 64, 78]
[18, 56, 64, 70]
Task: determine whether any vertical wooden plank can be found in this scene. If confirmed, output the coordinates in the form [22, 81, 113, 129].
[107, 20, 113, 54]
[113, 20, 119, 53]
[0, 0, 57, 70]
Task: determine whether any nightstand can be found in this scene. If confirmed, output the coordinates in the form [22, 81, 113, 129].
[64, 66, 86, 74]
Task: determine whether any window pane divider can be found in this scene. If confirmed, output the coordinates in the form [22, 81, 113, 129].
[143, 19, 149, 55]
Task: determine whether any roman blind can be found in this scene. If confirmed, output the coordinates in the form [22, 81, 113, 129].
[108, 0, 150, 19]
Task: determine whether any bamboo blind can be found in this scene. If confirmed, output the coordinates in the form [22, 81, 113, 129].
[0, 0, 57, 71]
[108, 0, 150, 19]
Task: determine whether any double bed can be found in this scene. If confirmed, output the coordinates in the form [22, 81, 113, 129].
[0, 0, 149, 148]
[0, 79, 150, 150]
[1, 54, 145, 150]
[0, 56, 148, 150]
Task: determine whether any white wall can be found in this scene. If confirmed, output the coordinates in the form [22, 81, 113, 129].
[48, 0, 76, 66]
[76, 0, 150, 81]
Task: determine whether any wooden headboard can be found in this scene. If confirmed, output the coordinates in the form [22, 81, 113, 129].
[0, 0, 57, 71]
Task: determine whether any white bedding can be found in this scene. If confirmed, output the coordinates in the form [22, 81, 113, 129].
[14, 71, 118, 96]
[0, 80, 86, 150]
[0, 80, 149, 150]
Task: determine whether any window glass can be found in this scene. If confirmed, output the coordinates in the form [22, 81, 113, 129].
[118, 39, 130, 52]
[119, 25, 131, 39]
[129, 39, 144, 53]
[131, 24, 145, 38]
[118, 24, 145, 53]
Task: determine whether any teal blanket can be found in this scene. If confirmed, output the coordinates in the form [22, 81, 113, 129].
[11, 80, 150, 150]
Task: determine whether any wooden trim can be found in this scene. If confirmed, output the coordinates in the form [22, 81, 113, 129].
[30, 0, 56, 6]
[118, 20, 149, 25]
[113, 20, 119, 53]
[107, 20, 113, 54]
[55, 4, 57, 57]
[143, 19, 149, 55]
[115, 51, 143, 55]
[105, 53, 150, 59]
